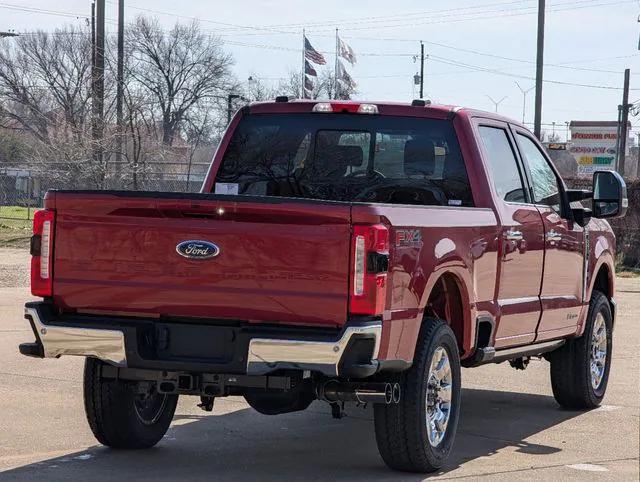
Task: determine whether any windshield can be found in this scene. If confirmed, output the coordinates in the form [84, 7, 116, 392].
[215, 113, 474, 207]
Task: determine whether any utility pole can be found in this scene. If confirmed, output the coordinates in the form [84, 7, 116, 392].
[419, 41, 425, 99]
[486, 95, 507, 113]
[533, 0, 545, 140]
[515, 82, 534, 124]
[91, 3, 95, 74]
[92, 0, 105, 164]
[617, 68, 630, 177]
[116, 0, 124, 174]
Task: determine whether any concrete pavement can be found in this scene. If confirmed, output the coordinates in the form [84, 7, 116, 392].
[0, 249, 638, 481]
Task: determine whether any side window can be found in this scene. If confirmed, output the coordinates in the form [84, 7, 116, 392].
[478, 126, 527, 203]
[516, 134, 560, 210]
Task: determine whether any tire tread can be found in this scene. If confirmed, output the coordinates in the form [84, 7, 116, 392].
[550, 290, 611, 409]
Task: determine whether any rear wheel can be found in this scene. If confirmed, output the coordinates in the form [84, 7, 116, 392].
[374, 318, 461, 473]
[549, 290, 613, 409]
[83, 358, 178, 449]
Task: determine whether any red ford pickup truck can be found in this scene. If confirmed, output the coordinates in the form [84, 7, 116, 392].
[19, 99, 627, 472]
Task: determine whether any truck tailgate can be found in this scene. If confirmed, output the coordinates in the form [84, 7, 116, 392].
[49, 192, 351, 327]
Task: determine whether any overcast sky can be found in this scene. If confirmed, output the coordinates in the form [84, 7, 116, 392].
[2, 0, 639, 139]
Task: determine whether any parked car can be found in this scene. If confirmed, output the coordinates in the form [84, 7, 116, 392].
[19, 99, 627, 472]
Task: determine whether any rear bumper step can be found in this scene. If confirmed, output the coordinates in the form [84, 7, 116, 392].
[20, 302, 382, 378]
[22, 305, 126, 366]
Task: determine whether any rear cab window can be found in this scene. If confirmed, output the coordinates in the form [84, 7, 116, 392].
[215, 114, 474, 207]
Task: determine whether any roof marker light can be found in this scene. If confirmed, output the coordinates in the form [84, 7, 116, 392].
[312, 102, 333, 113]
[357, 104, 379, 114]
[312, 102, 379, 114]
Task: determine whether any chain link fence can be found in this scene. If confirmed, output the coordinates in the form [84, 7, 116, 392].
[0, 161, 210, 221]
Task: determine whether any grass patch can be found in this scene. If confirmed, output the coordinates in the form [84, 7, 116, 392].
[0, 205, 36, 249]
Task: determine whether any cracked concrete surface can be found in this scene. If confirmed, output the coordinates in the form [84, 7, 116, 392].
[0, 249, 638, 481]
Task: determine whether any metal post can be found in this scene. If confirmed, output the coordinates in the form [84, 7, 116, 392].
[92, 0, 105, 164]
[334, 29, 339, 100]
[516, 82, 534, 124]
[618, 68, 630, 177]
[301, 29, 306, 99]
[419, 42, 425, 99]
[116, 0, 124, 176]
[533, 0, 545, 140]
[227, 94, 239, 124]
[615, 105, 623, 172]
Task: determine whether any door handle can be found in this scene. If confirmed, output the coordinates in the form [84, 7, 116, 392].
[505, 229, 523, 241]
[546, 230, 562, 242]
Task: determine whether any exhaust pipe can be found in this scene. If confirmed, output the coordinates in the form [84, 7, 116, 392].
[317, 381, 401, 405]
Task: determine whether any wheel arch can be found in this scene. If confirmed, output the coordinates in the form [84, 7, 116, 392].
[581, 253, 616, 336]
[420, 269, 475, 359]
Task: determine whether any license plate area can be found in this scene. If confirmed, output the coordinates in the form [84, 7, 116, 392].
[151, 323, 237, 363]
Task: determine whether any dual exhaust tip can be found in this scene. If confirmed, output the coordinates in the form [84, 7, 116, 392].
[318, 381, 401, 405]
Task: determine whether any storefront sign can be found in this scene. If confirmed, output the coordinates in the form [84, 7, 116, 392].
[568, 121, 628, 177]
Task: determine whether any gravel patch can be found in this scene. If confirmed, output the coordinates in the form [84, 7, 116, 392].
[0, 248, 30, 288]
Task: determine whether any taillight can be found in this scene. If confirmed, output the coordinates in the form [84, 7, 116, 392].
[31, 209, 55, 297]
[349, 224, 389, 315]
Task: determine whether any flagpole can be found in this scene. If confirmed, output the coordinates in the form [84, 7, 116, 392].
[334, 28, 339, 100]
[301, 29, 306, 99]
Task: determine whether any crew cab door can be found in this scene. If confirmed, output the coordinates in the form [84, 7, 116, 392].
[512, 129, 585, 340]
[477, 123, 545, 348]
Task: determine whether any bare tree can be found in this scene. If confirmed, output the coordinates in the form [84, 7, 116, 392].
[0, 26, 92, 144]
[244, 76, 280, 102]
[126, 16, 235, 146]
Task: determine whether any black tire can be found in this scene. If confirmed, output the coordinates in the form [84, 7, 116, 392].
[374, 318, 462, 473]
[549, 290, 613, 409]
[83, 358, 178, 449]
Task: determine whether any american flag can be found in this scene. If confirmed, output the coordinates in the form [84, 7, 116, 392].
[336, 60, 356, 90]
[304, 37, 326, 65]
[338, 36, 357, 66]
[304, 75, 315, 92]
[305, 60, 318, 77]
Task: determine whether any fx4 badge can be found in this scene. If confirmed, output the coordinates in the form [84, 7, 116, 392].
[396, 229, 423, 248]
[176, 240, 220, 259]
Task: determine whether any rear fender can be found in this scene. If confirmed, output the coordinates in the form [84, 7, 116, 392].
[384, 266, 475, 364]
[578, 243, 615, 337]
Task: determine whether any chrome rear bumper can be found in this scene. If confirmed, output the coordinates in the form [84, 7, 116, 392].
[23, 306, 127, 366]
[20, 303, 382, 377]
[246, 323, 381, 376]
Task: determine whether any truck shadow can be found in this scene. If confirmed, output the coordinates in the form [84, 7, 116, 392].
[3, 388, 583, 481]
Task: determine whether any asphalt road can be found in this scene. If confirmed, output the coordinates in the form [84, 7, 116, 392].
[0, 248, 638, 481]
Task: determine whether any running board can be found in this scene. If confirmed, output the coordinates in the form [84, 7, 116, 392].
[465, 340, 565, 367]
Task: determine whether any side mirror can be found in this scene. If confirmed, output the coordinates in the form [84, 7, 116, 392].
[592, 170, 628, 219]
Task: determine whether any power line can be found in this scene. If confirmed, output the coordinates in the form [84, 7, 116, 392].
[429, 55, 638, 90]
[0, 3, 88, 19]
[300, 0, 637, 33]
[260, 0, 537, 29]
[0, 3, 117, 25]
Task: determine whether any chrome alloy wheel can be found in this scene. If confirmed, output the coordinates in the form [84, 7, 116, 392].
[426, 346, 453, 447]
[590, 312, 608, 390]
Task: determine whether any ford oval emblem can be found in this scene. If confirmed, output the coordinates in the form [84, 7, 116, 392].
[176, 240, 220, 260]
